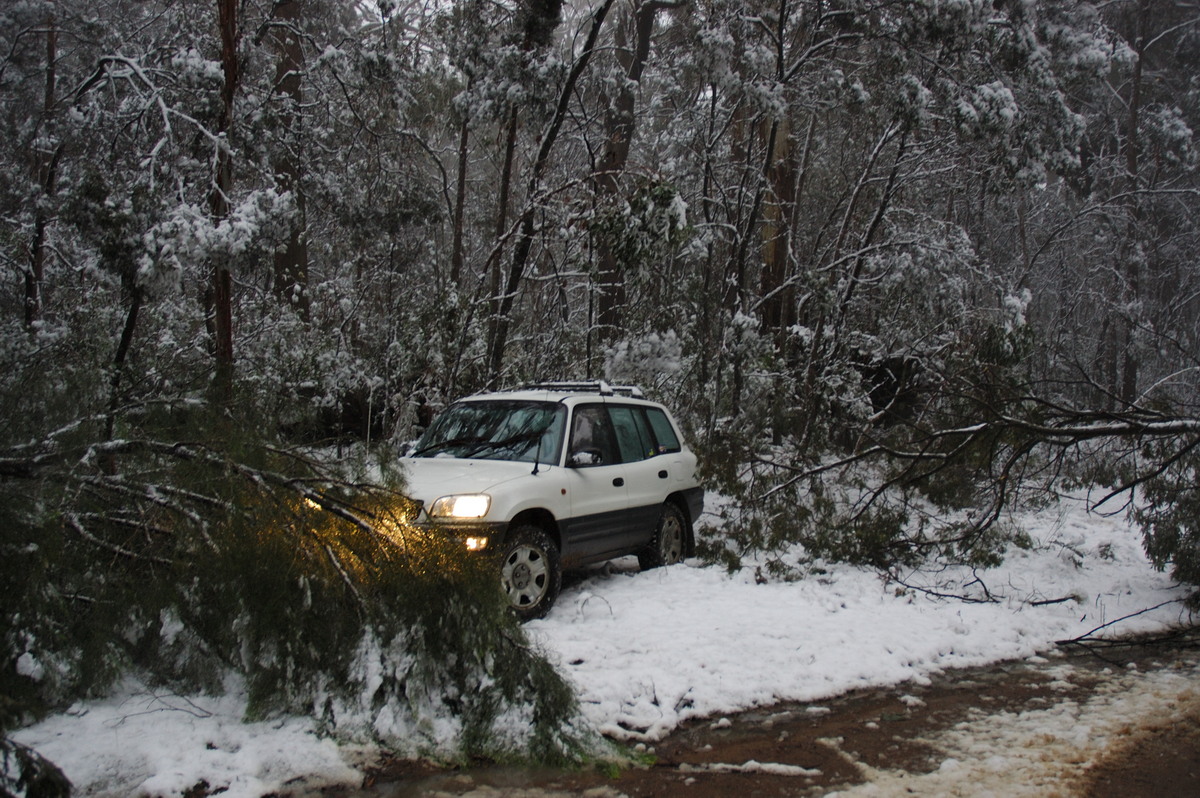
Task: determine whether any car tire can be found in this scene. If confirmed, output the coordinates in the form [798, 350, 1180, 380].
[499, 525, 562, 621]
[638, 502, 687, 570]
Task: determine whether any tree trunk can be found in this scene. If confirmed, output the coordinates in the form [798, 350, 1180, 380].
[269, 0, 310, 318]
[105, 286, 144, 442]
[210, 0, 240, 397]
[593, 0, 675, 342]
[760, 116, 796, 338]
[487, 104, 520, 349]
[450, 116, 470, 288]
[1118, 0, 1148, 407]
[26, 14, 59, 329]
[721, 100, 753, 316]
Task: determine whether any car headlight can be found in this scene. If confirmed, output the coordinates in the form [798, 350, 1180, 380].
[429, 494, 491, 519]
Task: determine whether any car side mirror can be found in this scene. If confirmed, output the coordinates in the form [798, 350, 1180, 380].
[569, 448, 603, 467]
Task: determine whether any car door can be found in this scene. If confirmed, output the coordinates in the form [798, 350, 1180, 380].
[560, 403, 630, 562]
[607, 403, 665, 546]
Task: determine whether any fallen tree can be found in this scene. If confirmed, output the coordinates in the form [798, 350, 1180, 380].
[702, 388, 1200, 606]
[0, 399, 588, 766]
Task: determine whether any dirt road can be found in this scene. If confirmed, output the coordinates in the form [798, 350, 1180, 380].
[347, 630, 1200, 798]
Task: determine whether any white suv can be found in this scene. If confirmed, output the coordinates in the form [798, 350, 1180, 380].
[401, 382, 704, 619]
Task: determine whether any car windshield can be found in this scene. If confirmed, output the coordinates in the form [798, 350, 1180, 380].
[412, 401, 566, 464]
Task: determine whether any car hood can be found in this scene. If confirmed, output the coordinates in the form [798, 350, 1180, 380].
[399, 456, 548, 508]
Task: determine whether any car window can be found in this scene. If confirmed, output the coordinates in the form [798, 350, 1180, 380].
[644, 407, 682, 454]
[412, 401, 565, 463]
[568, 405, 619, 466]
[609, 405, 655, 462]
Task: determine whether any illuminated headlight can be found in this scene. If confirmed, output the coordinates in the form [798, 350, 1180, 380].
[429, 494, 491, 519]
[464, 536, 490, 551]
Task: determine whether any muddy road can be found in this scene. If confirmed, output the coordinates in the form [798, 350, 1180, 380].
[338, 630, 1199, 798]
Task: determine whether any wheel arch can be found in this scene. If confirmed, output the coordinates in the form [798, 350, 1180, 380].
[508, 508, 561, 551]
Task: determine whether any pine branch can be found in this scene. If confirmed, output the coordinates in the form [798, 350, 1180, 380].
[63, 513, 173, 565]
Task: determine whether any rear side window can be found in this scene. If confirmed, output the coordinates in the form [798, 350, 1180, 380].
[609, 405, 655, 463]
[645, 407, 681, 454]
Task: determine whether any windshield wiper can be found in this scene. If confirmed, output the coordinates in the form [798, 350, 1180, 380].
[410, 435, 489, 457]
[459, 428, 545, 460]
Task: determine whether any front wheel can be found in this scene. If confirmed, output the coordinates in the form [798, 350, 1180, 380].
[638, 503, 687, 570]
[498, 525, 562, 621]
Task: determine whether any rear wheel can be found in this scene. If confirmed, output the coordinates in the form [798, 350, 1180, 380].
[638, 503, 687, 570]
[499, 525, 561, 621]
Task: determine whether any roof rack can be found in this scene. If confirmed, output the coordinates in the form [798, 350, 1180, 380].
[521, 380, 645, 399]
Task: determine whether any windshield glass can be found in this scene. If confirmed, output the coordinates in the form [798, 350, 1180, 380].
[412, 401, 566, 464]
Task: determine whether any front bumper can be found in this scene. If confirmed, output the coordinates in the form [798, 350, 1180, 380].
[415, 517, 509, 552]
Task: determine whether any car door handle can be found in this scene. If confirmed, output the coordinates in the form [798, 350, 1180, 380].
[613, 477, 625, 487]
[658, 470, 669, 479]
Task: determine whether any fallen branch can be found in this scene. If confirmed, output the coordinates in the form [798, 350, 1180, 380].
[1029, 596, 1075, 607]
[1054, 599, 1189, 646]
[890, 575, 1000, 604]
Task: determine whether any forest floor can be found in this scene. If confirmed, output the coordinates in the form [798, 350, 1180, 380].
[351, 629, 1200, 798]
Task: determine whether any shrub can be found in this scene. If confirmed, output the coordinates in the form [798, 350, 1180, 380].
[1135, 441, 1200, 608]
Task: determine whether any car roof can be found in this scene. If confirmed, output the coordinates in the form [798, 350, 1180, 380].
[459, 381, 661, 407]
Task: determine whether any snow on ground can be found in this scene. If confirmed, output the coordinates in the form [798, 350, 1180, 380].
[527, 491, 1190, 742]
[10, 492, 1195, 796]
[10, 682, 361, 797]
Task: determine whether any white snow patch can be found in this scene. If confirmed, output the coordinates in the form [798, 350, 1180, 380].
[12, 681, 361, 798]
[16, 652, 44, 681]
[680, 759, 821, 777]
